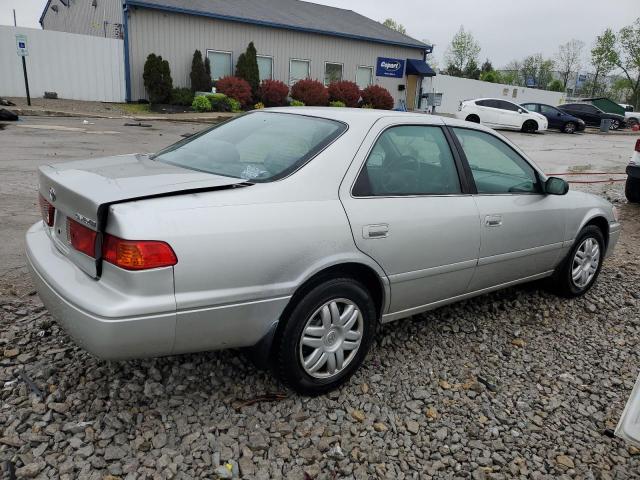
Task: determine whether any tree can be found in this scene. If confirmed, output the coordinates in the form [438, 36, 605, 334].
[590, 28, 618, 97]
[520, 54, 555, 89]
[235, 42, 260, 96]
[548, 79, 564, 92]
[382, 18, 406, 35]
[445, 26, 481, 78]
[555, 39, 584, 88]
[143, 54, 173, 104]
[502, 60, 523, 86]
[481, 59, 493, 73]
[463, 59, 480, 80]
[616, 18, 640, 109]
[480, 70, 501, 83]
[190, 50, 211, 92]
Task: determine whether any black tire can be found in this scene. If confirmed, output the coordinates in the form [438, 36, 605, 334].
[563, 122, 577, 134]
[628, 117, 639, 128]
[275, 278, 376, 395]
[626, 176, 640, 203]
[522, 120, 538, 133]
[610, 119, 621, 130]
[465, 114, 480, 123]
[549, 225, 605, 298]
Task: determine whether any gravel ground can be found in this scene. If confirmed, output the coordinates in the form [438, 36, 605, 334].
[1, 181, 639, 479]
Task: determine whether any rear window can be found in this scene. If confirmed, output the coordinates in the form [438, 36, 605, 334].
[153, 112, 346, 182]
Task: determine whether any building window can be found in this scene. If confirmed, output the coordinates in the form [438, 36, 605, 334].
[289, 59, 310, 85]
[324, 62, 343, 85]
[257, 55, 273, 81]
[356, 66, 373, 89]
[207, 50, 232, 81]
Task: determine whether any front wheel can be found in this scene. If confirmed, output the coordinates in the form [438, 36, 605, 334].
[563, 122, 577, 134]
[549, 226, 605, 298]
[275, 278, 376, 395]
[610, 119, 621, 130]
[522, 120, 538, 133]
[626, 176, 640, 203]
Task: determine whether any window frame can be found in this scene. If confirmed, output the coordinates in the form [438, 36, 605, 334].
[289, 58, 311, 85]
[206, 49, 233, 81]
[256, 54, 274, 81]
[323, 61, 344, 86]
[448, 126, 545, 196]
[355, 65, 374, 89]
[350, 124, 472, 198]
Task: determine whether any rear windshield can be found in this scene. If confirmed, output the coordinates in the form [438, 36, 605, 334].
[153, 112, 346, 182]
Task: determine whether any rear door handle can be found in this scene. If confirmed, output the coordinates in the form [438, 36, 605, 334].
[484, 215, 503, 227]
[363, 224, 389, 239]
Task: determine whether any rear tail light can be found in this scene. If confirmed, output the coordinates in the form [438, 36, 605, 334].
[102, 234, 177, 270]
[67, 218, 97, 258]
[39, 194, 55, 227]
[635, 139, 640, 153]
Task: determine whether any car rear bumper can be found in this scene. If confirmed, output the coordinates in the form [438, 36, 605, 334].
[627, 163, 640, 179]
[26, 221, 178, 360]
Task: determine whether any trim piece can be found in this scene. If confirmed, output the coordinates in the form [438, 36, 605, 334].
[477, 242, 563, 267]
[124, 0, 429, 51]
[388, 259, 477, 284]
[175, 295, 292, 316]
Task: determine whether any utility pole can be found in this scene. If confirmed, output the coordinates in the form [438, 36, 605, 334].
[13, 9, 17, 26]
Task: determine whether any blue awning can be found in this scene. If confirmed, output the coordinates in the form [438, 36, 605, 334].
[406, 59, 436, 77]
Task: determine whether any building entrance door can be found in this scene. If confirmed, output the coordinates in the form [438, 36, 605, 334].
[405, 75, 420, 110]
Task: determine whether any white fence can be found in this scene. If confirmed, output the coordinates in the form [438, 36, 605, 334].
[0, 26, 125, 102]
[422, 74, 566, 115]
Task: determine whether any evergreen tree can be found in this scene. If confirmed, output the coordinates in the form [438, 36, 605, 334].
[190, 50, 209, 92]
[236, 42, 260, 95]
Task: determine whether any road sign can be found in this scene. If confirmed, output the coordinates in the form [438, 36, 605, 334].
[16, 34, 28, 57]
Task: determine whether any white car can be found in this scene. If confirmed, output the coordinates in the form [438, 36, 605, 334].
[617, 372, 640, 447]
[456, 98, 548, 133]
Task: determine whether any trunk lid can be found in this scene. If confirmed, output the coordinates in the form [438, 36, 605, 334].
[38, 154, 248, 277]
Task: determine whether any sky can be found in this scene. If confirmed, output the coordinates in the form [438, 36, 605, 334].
[1, 0, 638, 69]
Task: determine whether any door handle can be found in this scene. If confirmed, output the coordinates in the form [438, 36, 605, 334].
[484, 215, 503, 227]
[363, 224, 389, 239]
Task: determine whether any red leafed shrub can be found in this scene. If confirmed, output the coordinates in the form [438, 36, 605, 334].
[360, 85, 394, 110]
[258, 79, 290, 107]
[328, 81, 361, 108]
[215, 76, 252, 107]
[290, 79, 329, 106]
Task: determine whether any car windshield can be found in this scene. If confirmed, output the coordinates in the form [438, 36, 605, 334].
[153, 112, 347, 182]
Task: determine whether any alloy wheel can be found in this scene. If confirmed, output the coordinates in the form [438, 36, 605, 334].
[610, 119, 620, 130]
[298, 299, 363, 379]
[564, 122, 576, 134]
[571, 237, 600, 288]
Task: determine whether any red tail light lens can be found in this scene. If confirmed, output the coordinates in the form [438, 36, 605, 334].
[68, 218, 97, 258]
[635, 139, 640, 153]
[39, 194, 55, 227]
[102, 234, 177, 271]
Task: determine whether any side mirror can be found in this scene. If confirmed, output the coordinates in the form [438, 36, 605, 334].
[518, 109, 523, 114]
[545, 177, 569, 195]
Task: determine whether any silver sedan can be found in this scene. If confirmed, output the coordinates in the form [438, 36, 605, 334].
[27, 108, 620, 394]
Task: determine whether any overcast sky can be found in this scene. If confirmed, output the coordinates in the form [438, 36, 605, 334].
[1, 0, 638, 69]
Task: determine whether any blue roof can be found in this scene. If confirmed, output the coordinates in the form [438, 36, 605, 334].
[406, 59, 436, 77]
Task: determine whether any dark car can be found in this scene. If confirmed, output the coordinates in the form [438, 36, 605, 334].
[558, 103, 627, 130]
[522, 103, 586, 134]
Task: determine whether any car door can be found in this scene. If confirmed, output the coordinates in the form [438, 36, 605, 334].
[616, 372, 640, 447]
[476, 100, 501, 126]
[450, 126, 567, 291]
[497, 100, 523, 128]
[340, 118, 481, 318]
[581, 105, 602, 125]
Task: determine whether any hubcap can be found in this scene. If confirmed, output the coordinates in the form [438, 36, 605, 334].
[611, 120, 620, 130]
[571, 237, 600, 288]
[566, 123, 575, 133]
[298, 299, 363, 379]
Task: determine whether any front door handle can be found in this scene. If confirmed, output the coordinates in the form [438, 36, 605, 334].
[484, 215, 503, 227]
[363, 224, 389, 239]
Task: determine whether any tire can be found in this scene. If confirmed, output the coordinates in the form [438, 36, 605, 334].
[626, 176, 640, 203]
[563, 122, 577, 134]
[465, 114, 480, 123]
[610, 119, 621, 130]
[522, 120, 538, 133]
[549, 225, 605, 298]
[275, 277, 376, 395]
[628, 117, 639, 128]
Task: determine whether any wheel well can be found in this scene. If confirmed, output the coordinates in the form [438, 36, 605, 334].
[524, 119, 538, 128]
[585, 216, 609, 248]
[466, 114, 480, 123]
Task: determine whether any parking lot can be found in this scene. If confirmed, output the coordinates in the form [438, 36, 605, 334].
[1, 116, 639, 479]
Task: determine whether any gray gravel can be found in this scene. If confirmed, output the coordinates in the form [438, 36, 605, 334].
[1, 182, 639, 479]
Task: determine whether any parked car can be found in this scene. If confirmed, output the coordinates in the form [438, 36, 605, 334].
[625, 139, 640, 203]
[616, 372, 640, 447]
[558, 103, 627, 130]
[27, 108, 620, 394]
[521, 102, 586, 134]
[622, 107, 640, 128]
[456, 98, 548, 133]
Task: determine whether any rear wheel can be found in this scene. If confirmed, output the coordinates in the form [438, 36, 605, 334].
[465, 114, 480, 123]
[563, 122, 577, 134]
[549, 226, 604, 298]
[610, 119, 621, 130]
[522, 120, 538, 133]
[628, 117, 639, 128]
[626, 176, 640, 203]
[275, 278, 376, 395]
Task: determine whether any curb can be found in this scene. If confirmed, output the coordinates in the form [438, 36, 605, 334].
[8, 108, 236, 123]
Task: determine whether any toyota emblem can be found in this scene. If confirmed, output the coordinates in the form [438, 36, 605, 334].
[48, 187, 56, 202]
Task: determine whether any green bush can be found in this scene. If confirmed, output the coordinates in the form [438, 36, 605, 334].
[143, 53, 173, 104]
[290, 100, 305, 107]
[192, 95, 212, 112]
[228, 98, 242, 112]
[361, 103, 373, 109]
[548, 79, 564, 92]
[329, 100, 346, 107]
[254, 102, 265, 109]
[170, 87, 195, 106]
[206, 93, 231, 112]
